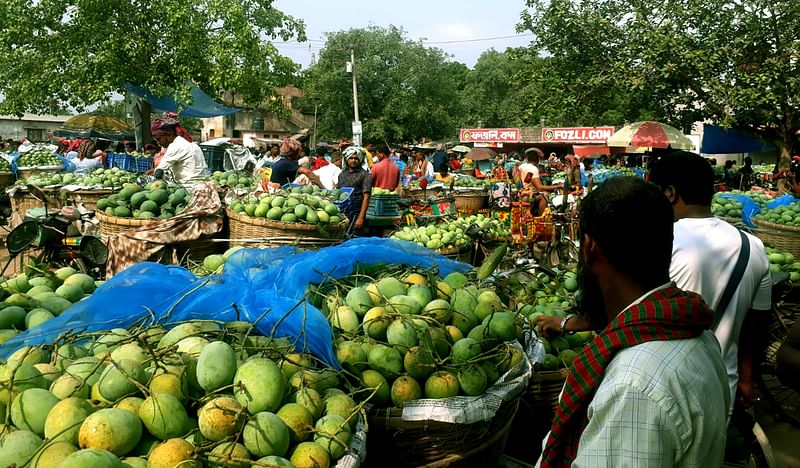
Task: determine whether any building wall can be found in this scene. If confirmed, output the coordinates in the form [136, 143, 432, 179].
[0, 115, 72, 142]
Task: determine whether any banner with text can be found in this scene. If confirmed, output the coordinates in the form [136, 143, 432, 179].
[541, 127, 615, 143]
[460, 128, 520, 143]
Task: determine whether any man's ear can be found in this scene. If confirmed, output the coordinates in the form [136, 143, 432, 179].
[663, 185, 678, 204]
[581, 233, 599, 264]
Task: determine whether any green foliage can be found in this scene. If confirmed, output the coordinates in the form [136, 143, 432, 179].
[303, 26, 467, 143]
[0, 0, 305, 116]
[518, 0, 800, 153]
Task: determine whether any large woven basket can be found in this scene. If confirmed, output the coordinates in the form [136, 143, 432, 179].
[66, 189, 113, 211]
[17, 166, 62, 180]
[437, 245, 474, 264]
[403, 186, 443, 201]
[754, 219, 800, 259]
[366, 397, 519, 467]
[9, 189, 67, 219]
[95, 210, 159, 237]
[528, 368, 569, 412]
[226, 208, 348, 248]
[454, 193, 488, 214]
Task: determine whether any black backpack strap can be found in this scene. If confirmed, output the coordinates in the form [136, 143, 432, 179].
[714, 229, 750, 328]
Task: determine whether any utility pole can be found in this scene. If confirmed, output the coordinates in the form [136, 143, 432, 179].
[349, 49, 361, 146]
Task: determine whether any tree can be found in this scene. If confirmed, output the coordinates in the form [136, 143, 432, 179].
[519, 0, 800, 155]
[0, 0, 304, 143]
[461, 49, 528, 128]
[302, 26, 467, 144]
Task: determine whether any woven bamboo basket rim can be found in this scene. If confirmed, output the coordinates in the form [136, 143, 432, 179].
[226, 207, 348, 231]
[417, 400, 518, 468]
[367, 395, 520, 466]
[69, 188, 115, 195]
[718, 216, 743, 225]
[436, 245, 471, 255]
[755, 218, 800, 234]
[95, 209, 160, 229]
[453, 192, 489, 198]
[16, 165, 62, 171]
[530, 368, 571, 382]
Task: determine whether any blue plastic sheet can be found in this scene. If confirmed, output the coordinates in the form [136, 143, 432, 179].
[766, 194, 798, 209]
[0, 238, 472, 367]
[719, 193, 761, 227]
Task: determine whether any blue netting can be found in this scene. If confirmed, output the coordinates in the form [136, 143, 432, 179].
[719, 193, 761, 227]
[0, 238, 471, 367]
[766, 194, 798, 209]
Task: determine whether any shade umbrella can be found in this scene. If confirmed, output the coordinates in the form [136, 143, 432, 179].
[607, 121, 693, 150]
[451, 145, 471, 153]
[54, 113, 135, 140]
[464, 147, 497, 161]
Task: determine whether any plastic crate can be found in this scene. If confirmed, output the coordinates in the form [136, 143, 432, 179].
[107, 153, 136, 172]
[136, 157, 154, 173]
[201, 146, 226, 172]
[333, 187, 354, 215]
[367, 194, 400, 217]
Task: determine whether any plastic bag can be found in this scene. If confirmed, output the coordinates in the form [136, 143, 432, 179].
[0, 238, 472, 367]
[223, 146, 257, 172]
[766, 194, 798, 209]
[719, 193, 761, 227]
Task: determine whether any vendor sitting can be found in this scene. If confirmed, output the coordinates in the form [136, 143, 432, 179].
[435, 163, 455, 185]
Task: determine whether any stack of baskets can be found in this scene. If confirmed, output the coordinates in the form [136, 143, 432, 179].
[754, 219, 800, 259]
[226, 208, 348, 248]
[366, 397, 519, 467]
[528, 368, 569, 412]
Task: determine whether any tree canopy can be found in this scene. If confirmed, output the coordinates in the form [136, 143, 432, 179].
[0, 0, 305, 116]
[302, 26, 467, 144]
[519, 0, 800, 154]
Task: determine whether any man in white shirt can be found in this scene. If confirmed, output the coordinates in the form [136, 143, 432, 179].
[649, 151, 771, 413]
[519, 147, 562, 215]
[305, 152, 342, 190]
[151, 115, 208, 184]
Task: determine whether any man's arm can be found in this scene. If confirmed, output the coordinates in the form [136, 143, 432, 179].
[777, 317, 800, 392]
[737, 307, 769, 405]
[532, 177, 562, 192]
[355, 174, 373, 229]
[536, 315, 592, 335]
[298, 167, 324, 188]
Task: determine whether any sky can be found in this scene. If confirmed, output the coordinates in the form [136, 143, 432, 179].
[272, 0, 535, 69]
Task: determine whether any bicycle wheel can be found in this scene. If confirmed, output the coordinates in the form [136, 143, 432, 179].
[757, 303, 800, 427]
[542, 238, 579, 270]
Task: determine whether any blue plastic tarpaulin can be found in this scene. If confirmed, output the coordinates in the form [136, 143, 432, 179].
[124, 82, 240, 118]
[0, 238, 471, 367]
[701, 124, 777, 155]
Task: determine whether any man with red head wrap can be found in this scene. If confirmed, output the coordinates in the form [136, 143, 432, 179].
[151, 113, 208, 184]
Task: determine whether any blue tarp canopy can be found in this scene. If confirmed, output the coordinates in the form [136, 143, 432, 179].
[124, 82, 240, 118]
[701, 124, 777, 154]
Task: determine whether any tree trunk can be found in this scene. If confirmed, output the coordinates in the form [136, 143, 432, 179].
[133, 98, 152, 149]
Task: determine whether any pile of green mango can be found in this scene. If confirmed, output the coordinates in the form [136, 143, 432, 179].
[96, 180, 189, 220]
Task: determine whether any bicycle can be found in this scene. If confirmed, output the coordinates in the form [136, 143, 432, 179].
[2, 184, 108, 279]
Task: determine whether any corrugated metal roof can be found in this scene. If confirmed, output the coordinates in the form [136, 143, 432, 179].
[0, 113, 73, 123]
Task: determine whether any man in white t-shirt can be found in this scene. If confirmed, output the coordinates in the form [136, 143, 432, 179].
[649, 151, 771, 413]
[152, 115, 208, 184]
[519, 147, 562, 215]
[312, 152, 342, 190]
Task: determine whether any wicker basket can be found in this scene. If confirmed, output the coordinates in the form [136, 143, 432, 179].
[437, 245, 474, 264]
[17, 166, 62, 180]
[453, 193, 488, 214]
[403, 186, 443, 201]
[528, 368, 569, 412]
[95, 210, 159, 237]
[367, 397, 519, 467]
[0, 172, 15, 189]
[226, 208, 348, 248]
[754, 219, 800, 259]
[66, 189, 113, 211]
[175, 237, 225, 265]
[9, 188, 67, 219]
[461, 168, 476, 177]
